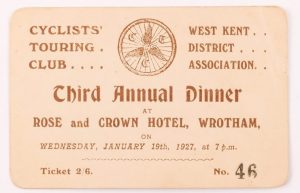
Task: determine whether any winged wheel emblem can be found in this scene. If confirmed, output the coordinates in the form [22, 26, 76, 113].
[125, 24, 167, 67]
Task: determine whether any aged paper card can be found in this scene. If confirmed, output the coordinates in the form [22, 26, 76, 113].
[10, 7, 288, 188]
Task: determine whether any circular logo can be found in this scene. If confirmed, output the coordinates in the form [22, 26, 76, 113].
[118, 18, 176, 76]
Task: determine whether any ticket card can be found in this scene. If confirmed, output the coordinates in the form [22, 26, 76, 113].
[10, 7, 288, 188]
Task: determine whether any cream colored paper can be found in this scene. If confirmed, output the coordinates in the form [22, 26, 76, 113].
[10, 7, 288, 188]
